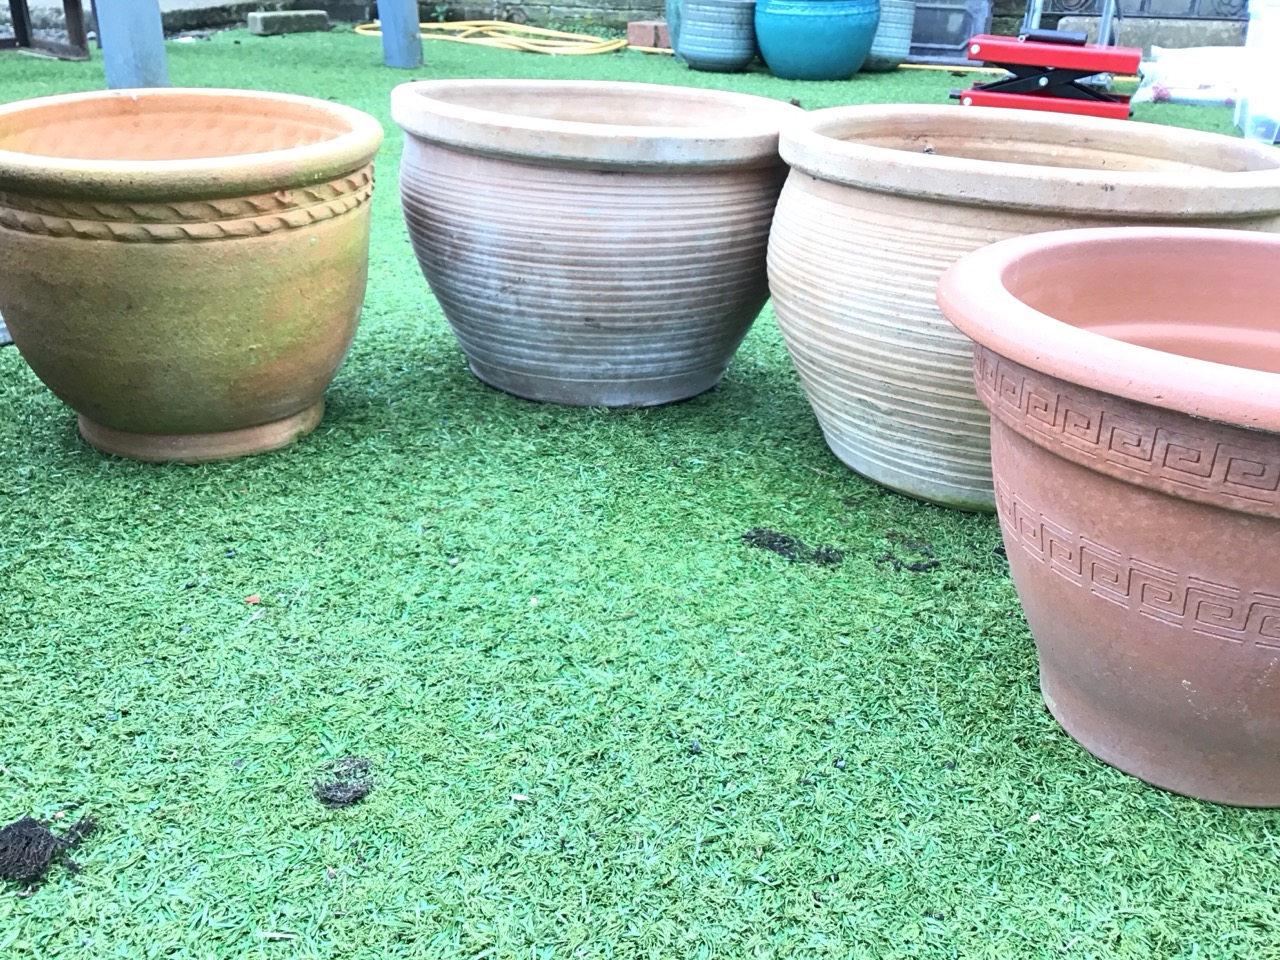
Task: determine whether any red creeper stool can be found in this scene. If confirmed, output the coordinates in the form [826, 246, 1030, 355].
[952, 31, 1141, 121]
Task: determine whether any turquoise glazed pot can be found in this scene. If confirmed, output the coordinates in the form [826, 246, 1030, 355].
[755, 0, 881, 80]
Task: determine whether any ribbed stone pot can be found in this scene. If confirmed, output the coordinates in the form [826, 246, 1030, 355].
[392, 80, 800, 406]
[0, 88, 382, 462]
[862, 0, 914, 71]
[769, 105, 1280, 510]
[678, 0, 757, 72]
[939, 227, 1280, 807]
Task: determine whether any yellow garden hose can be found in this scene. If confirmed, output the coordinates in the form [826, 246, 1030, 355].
[354, 19, 673, 55]
[353, 20, 1130, 78]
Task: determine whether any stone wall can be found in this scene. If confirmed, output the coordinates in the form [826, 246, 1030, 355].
[429, 0, 662, 27]
[165, 0, 664, 31]
[6, 0, 1245, 42]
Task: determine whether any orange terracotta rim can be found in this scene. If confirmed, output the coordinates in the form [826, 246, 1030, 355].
[780, 104, 1280, 219]
[0, 88, 383, 201]
[391, 79, 801, 169]
[936, 226, 1280, 434]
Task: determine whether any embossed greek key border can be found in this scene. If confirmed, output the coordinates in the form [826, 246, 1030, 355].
[996, 477, 1280, 649]
[0, 165, 373, 243]
[975, 347, 1280, 519]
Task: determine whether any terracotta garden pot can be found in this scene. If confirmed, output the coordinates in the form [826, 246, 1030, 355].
[0, 88, 383, 461]
[391, 79, 800, 406]
[938, 226, 1280, 806]
[769, 104, 1280, 510]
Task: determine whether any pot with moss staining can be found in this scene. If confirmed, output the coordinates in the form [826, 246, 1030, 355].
[939, 226, 1280, 806]
[392, 79, 801, 407]
[0, 88, 383, 462]
[768, 104, 1280, 511]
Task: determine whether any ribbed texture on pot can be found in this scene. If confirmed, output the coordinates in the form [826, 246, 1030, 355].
[401, 139, 784, 406]
[768, 174, 1041, 510]
[772, 106, 1280, 510]
[862, 0, 915, 71]
[678, 0, 758, 72]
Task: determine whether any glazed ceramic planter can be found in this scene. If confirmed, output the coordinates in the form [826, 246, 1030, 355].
[938, 226, 1280, 806]
[755, 0, 880, 80]
[0, 88, 382, 461]
[678, 0, 757, 72]
[392, 80, 800, 406]
[769, 105, 1280, 510]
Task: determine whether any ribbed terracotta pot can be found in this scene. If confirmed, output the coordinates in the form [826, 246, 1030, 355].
[769, 105, 1280, 510]
[939, 226, 1280, 807]
[391, 80, 800, 406]
[0, 88, 382, 461]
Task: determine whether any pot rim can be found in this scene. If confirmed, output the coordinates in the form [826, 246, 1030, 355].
[390, 79, 800, 170]
[780, 104, 1280, 219]
[936, 226, 1280, 434]
[0, 87, 384, 201]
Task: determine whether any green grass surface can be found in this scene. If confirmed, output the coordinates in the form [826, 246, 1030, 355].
[1, 29, 1275, 960]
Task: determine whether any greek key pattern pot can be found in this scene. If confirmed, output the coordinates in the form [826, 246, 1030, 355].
[939, 226, 1280, 806]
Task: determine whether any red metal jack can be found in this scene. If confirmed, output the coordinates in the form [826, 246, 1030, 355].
[952, 31, 1141, 121]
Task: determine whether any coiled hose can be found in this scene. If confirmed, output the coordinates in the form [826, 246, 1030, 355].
[354, 19, 673, 55]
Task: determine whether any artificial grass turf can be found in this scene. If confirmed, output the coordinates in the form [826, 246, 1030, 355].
[0, 28, 1276, 960]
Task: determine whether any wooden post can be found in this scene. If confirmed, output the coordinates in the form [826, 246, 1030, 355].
[376, 0, 422, 69]
[95, 0, 169, 88]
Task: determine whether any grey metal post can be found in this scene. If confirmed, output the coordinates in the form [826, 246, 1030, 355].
[96, 0, 169, 88]
[376, 0, 423, 68]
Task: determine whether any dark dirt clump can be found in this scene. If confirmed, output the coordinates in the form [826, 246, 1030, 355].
[312, 757, 374, 809]
[876, 552, 942, 573]
[742, 528, 844, 566]
[0, 815, 97, 886]
[877, 531, 941, 573]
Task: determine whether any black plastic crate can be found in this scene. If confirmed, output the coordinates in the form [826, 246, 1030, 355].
[907, 0, 994, 64]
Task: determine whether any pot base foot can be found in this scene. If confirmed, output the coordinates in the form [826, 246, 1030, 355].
[78, 402, 325, 463]
[467, 360, 725, 408]
[1041, 674, 1280, 808]
[822, 432, 997, 513]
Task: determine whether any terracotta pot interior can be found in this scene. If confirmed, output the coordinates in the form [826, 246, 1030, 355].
[837, 114, 1280, 174]
[406, 84, 789, 129]
[1004, 237, 1280, 374]
[0, 94, 355, 162]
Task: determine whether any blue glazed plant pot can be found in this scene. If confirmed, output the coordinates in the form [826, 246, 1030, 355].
[679, 0, 758, 72]
[755, 0, 881, 80]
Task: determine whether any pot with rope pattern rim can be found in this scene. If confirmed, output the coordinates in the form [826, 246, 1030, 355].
[0, 88, 383, 462]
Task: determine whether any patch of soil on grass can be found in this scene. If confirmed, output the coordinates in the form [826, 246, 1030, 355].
[0, 815, 97, 886]
[312, 757, 374, 809]
[742, 528, 844, 566]
[877, 530, 941, 573]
